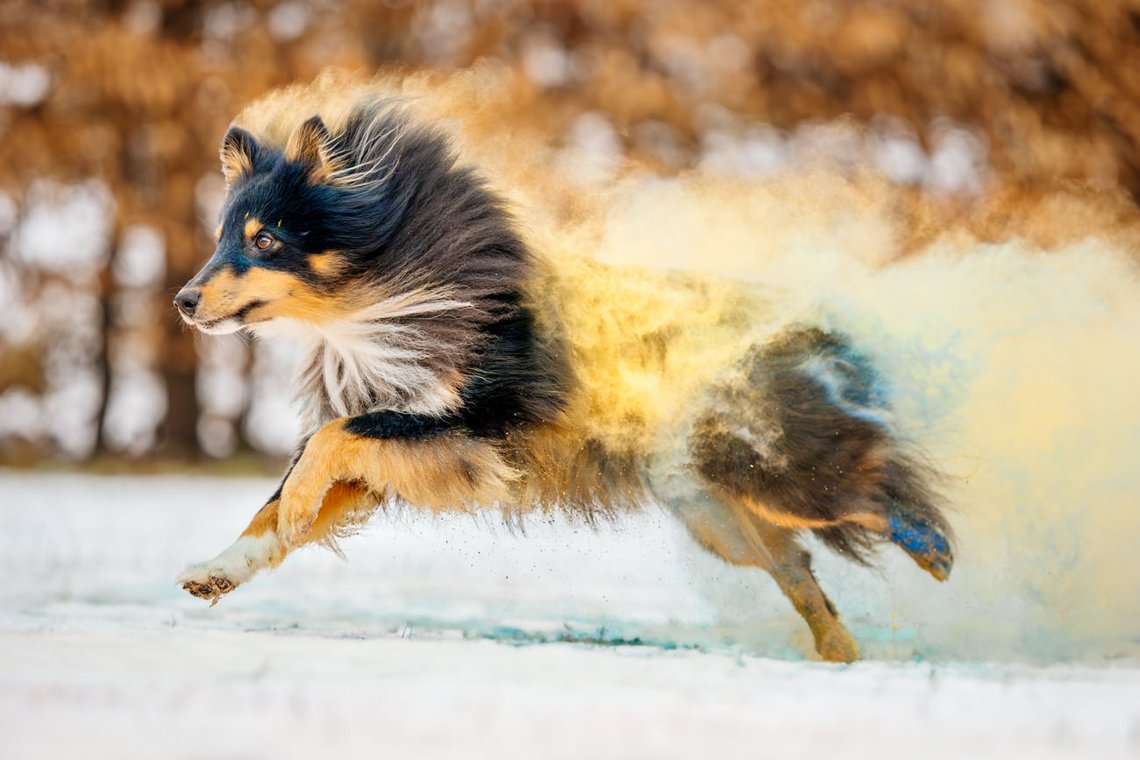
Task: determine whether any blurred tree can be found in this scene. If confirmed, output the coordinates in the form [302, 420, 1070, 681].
[0, 0, 1138, 463]
[0, 0, 383, 459]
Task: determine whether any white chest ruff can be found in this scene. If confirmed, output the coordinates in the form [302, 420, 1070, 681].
[255, 294, 473, 430]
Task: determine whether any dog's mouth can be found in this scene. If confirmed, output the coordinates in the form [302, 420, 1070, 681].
[186, 300, 267, 333]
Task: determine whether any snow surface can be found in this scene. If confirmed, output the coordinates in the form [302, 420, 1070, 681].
[1, 471, 1138, 759]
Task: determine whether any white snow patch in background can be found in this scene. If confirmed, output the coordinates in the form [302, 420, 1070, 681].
[0, 61, 50, 107]
[244, 338, 303, 453]
[267, 1, 310, 42]
[12, 180, 113, 279]
[0, 192, 17, 234]
[417, 0, 473, 64]
[103, 365, 166, 454]
[195, 334, 250, 457]
[42, 369, 102, 457]
[692, 115, 989, 194]
[203, 1, 257, 43]
[113, 225, 165, 289]
[521, 34, 574, 88]
[123, 0, 162, 36]
[1, 472, 1137, 759]
[0, 263, 24, 340]
[0, 390, 41, 440]
[192, 334, 302, 458]
[928, 118, 991, 194]
[700, 124, 787, 178]
[560, 112, 623, 186]
[871, 116, 928, 185]
[196, 334, 249, 420]
[195, 172, 227, 223]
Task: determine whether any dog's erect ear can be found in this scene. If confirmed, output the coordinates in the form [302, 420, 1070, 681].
[220, 126, 260, 186]
[284, 115, 345, 185]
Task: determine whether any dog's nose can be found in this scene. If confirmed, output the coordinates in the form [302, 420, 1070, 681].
[174, 288, 201, 316]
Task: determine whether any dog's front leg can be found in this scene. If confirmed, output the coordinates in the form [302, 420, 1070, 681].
[178, 494, 286, 605]
[177, 441, 323, 604]
[176, 424, 357, 604]
[179, 411, 514, 604]
[276, 412, 516, 548]
[275, 419, 366, 547]
[177, 479, 375, 604]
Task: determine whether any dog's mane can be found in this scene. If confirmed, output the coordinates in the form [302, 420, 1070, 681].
[236, 96, 569, 434]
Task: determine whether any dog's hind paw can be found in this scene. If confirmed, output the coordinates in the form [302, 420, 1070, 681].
[817, 626, 860, 663]
[889, 513, 954, 581]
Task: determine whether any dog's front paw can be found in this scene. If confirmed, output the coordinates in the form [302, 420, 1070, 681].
[175, 534, 279, 605]
[177, 564, 239, 606]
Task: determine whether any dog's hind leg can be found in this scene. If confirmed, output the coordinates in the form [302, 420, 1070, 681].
[690, 328, 955, 580]
[742, 514, 859, 663]
[649, 467, 859, 662]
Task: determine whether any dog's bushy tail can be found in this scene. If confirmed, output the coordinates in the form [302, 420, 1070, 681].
[813, 451, 954, 579]
[786, 328, 954, 578]
[692, 326, 955, 579]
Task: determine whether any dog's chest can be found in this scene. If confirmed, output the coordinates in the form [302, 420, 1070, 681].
[292, 321, 459, 430]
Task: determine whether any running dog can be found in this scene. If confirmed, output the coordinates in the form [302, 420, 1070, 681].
[174, 83, 953, 662]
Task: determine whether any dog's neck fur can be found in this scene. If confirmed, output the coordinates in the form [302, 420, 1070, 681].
[257, 290, 480, 432]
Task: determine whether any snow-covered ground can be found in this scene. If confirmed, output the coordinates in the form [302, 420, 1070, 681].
[2, 471, 1138, 759]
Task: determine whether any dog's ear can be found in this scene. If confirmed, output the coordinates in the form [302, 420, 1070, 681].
[219, 126, 260, 186]
[285, 115, 345, 185]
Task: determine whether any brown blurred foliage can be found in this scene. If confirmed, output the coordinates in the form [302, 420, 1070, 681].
[1, 0, 1138, 462]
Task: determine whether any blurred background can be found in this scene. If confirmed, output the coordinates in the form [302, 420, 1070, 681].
[1, 0, 1139, 467]
[3, 7, 1140, 755]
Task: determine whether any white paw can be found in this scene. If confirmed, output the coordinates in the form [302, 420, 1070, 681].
[176, 534, 278, 605]
[178, 567, 238, 605]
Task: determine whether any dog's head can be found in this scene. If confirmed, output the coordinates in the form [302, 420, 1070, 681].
[175, 116, 374, 334]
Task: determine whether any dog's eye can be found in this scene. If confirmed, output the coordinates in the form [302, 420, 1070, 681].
[254, 232, 274, 251]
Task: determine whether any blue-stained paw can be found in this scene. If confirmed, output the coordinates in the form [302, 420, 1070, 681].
[889, 513, 953, 581]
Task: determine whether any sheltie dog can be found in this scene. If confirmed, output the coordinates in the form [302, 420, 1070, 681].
[174, 80, 953, 662]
